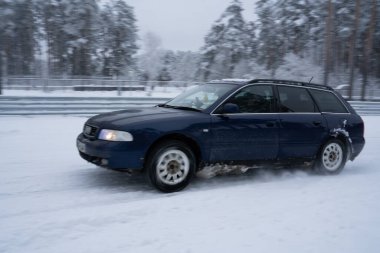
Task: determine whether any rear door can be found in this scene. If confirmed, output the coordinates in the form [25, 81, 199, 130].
[210, 85, 279, 162]
[309, 89, 365, 156]
[276, 86, 329, 159]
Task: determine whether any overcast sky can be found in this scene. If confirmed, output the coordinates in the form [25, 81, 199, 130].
[126, 0, 257, 52]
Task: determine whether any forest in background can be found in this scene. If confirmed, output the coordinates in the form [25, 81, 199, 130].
[0, 0, 379, 99]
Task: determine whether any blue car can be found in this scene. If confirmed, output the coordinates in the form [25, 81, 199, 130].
[77, 79, 365, 192]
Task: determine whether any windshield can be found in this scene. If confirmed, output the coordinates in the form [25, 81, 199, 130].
[164, 83, 235, 111]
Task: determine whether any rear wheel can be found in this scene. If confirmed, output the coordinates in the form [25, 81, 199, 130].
[146, 140, 196, 192]
[315, 139, 347, 175]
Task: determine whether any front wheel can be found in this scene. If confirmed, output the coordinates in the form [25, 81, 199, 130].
[314, 139, 347, 175]
[146, 140, 196, 192]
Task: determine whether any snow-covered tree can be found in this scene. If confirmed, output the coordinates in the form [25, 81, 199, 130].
[137, 32, 167, 81]
[0, 0, 378, 92]
[169, 51, 200, 81]
[253, 0, 380, 88]
[3, 0, 38, 75]
[40, 0, 100, 76]
[64, 0, 99, 76]
[199, 0, 248, 80]
[108, 0, 138, 77]
[244, 21, 257, 59]
[99, 0, 138, 77]
[41, 0, 71, 76]
[98, 3, 115, 76]
[255, 0, 285, 77]
[360, 0, 378, 98]
[0, 0, 14, 94]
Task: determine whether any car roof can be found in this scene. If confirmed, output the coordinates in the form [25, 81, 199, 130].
[208, 78, 334, 91]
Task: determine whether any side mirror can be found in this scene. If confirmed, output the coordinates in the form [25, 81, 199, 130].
[222, 103, 239, 114]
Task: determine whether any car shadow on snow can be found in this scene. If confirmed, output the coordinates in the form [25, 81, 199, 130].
[190, 166, 314, 191]
[77, 166, 154, 193]
[79, 165, 316, 194]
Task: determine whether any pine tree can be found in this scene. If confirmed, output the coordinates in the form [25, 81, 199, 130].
[64, 0, 99, 76]
[200, 0, 248, 80]
[40, 0, 100, 76]
[374, 3, 380, 79]
[112, 0, 138, 77]
[99, 3, 114, 76]
[138, 32, 164, 81]
[276, 0, 320, 56]
[5, 0, 38, 75]
[170, 51, 200, 81]
[156, 52, 173, 83]
[361, 0, 377, 99]
[0, 0, 14, 94]
[100, 0, 138, 77]
[244, 21, 257, 59]
[323, 0, 335, 85]
[256, 0, 285, 77]
[41, 0, 70, 76]
[347, 0, 361, 97]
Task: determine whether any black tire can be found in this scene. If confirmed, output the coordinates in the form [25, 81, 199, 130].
[145, 140, 196, 192]
[314, 139, 347, 175]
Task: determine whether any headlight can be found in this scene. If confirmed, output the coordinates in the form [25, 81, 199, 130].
[98, 129, 133, 142]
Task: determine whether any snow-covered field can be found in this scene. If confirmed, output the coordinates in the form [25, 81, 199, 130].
[1, 115, 380, 253]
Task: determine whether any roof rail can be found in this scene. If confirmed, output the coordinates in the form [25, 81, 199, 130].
[248, 79, 333, 91]
[208, 79, 249, 84]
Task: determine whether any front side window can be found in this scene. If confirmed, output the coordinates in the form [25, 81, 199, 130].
[309, 89, 348, 113]
[165, 83, 235, 110]
[224, 85, 275, 113]
[278, 86, 317, 113]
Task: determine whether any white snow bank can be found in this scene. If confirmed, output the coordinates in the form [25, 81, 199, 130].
[3, 86, 184, 98]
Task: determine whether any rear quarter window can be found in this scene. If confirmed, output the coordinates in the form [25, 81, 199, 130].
[309, 89, 348, 113]
[278, 86, 317, 113]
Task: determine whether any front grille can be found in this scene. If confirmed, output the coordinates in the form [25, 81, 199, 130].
[83, 124, 99, 138]
[79, 151, 102, 165]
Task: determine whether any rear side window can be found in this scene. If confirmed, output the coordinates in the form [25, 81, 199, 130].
[277, 86, 317, 113]
[226, 85, 275, 113]
[309, 89, 348, 113]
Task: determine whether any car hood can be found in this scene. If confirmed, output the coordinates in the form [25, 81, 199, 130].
[87, 106, 196, 129]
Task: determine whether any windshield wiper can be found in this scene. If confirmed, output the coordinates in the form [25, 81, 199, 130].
[158, 104, 201, 112]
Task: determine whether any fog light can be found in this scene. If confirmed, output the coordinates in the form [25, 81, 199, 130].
[101, 159, 108, 166]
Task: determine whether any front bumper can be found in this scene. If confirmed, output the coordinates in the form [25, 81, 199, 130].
[76, 133, 144, 170]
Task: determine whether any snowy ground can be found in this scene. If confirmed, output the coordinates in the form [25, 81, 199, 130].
[1, 115, 380, 253]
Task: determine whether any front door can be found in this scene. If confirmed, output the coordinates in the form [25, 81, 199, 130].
[210, 85, 279, 163]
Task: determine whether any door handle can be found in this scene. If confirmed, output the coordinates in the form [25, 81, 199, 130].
[313, 121, 322, 126]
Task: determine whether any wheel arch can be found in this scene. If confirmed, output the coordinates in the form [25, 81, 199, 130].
[318, 131, 353, 161]
[144, 133, 202, 170]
